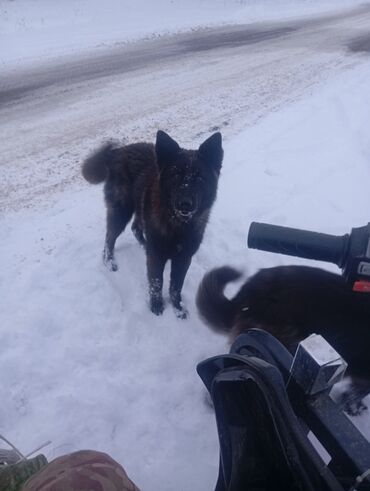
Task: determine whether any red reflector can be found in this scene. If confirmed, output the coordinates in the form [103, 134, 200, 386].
[353, 281, 370, 292]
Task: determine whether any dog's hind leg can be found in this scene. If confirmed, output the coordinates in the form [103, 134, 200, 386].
[131, 218, 146, 246]
[103, 204, 133, 271]
[169, 254, 192, 319]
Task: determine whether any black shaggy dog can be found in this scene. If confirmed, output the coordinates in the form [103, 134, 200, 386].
[82, 130, 223, 318]
[197, 265, 370, 413]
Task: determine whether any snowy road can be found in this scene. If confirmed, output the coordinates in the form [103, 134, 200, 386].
[1, 4, 370, 211]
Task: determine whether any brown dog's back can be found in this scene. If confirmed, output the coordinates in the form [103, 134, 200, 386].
[197, 265, 370, 378]
[81, 141, 156, 189]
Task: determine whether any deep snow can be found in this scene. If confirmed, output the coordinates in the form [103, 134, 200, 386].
[1, 1, 370, 490]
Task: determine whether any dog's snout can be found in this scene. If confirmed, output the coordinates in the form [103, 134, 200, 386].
[176, 196, 195, 213]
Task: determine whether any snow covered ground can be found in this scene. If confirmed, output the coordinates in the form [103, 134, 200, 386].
[1, 1, 370, 490]
[0, 0, 359, 69]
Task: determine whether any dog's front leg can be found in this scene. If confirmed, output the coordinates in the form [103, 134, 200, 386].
[170, 254, 192, 319]
[147, 249, 166, 315]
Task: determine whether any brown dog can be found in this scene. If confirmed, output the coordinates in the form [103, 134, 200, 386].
[196, 265, 370, 413]
[82, 131, 223, 317]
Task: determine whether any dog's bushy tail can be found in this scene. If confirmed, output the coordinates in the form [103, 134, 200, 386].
[81, 143, 117, 184]
[196, 266, 242, 334]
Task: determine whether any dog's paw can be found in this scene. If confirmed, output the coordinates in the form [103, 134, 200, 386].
[344, 399, 368, 417]
[174, 305, 188, 320]
[170, 291, 187, 319]
[338, 390, 368, 416]
[103, 248, 118, 271]
[104, 257, 118, 272]
[150, 297, 164, 316]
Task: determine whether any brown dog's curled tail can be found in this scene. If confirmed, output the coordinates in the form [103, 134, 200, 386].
[81, 143, 117, 184]
[196, 266, 242, 334]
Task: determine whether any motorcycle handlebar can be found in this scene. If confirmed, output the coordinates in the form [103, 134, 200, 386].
[247, 222, 350, 268]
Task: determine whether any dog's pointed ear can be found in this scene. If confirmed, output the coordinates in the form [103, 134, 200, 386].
[198, 132, 223, 172]
[156, 130, 180, 167]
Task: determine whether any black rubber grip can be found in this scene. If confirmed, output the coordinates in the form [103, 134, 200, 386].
[248, 222, 349, 268]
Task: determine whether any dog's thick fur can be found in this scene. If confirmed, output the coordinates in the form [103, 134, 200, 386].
[197, 265, 370, 413]
[82, 130, 223, 317]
